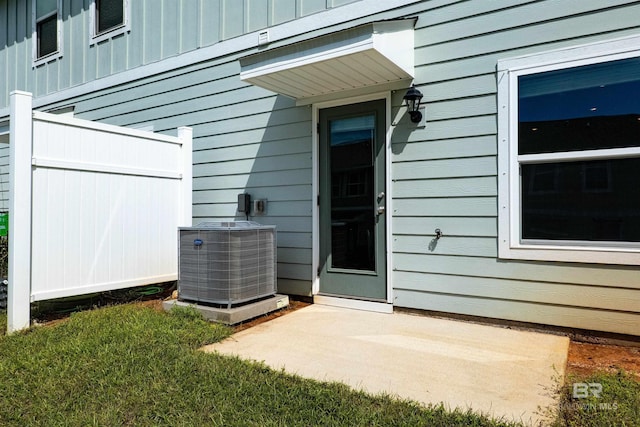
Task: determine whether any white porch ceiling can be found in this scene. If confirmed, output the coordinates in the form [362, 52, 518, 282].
[240, 19, 417, 103]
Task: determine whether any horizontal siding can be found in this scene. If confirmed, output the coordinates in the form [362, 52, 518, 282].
[395, 271, 640, 313]
[393, 236, 498, 258]
[417, 0, 639, 48]
[196, 122, 312, 151]
[393, 177, 497, 199]
[193, 201, 311, 218]
[98, 90, 301, 131]
[418, 4, 640, 65]
[196, 138, 311, 164]
[393, 217, 497, 238]
[393, 156, 496, 181]
[392, 135, 497, 162]
[193, 168, 311, 191]
[278, 278, 312, 296]
[394, 290, 639, 336]
[391, 0, 640, 334]
[394, 254, 640, 290]
[193, 184, 311, 204]
[393, 197, 497, 217]
[193, 153, 312, 177]
[0, 0, 360, 110]
[423, 95, 497, 122]
[393, 115, 497, 144]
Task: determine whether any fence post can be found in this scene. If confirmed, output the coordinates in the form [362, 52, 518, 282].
[178, 127, 193, 228]
[7, 91, 33, 333]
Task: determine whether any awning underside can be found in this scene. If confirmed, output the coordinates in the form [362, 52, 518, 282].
[240, 19, 417, 102]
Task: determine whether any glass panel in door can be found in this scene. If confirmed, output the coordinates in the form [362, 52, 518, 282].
[330, 114, 376, 271]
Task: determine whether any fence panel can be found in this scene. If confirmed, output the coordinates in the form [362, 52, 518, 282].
[7, 91, 192, 332]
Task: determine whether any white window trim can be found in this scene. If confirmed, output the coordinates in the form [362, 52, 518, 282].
[89, 0, 130, 45]
[497, 34, 640, 266]
[32, 0, 63, 67]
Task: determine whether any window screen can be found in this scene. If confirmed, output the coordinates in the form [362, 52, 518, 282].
[35, 0, 58, 59]
[96, 0, 124, 34]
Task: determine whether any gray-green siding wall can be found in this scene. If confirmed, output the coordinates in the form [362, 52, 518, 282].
[0, 0, 359, 110]
[1, 0, 639, 335]
[390, 0, 640, 336]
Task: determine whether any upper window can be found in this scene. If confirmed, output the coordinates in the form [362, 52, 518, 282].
[497, 36, 640, 265]
[0, 121, 9, 145]
[32, 0, 62, 66]
[90, 0, 130, 44]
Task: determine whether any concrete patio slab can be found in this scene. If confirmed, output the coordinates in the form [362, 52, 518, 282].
[202, 304, 569, 426]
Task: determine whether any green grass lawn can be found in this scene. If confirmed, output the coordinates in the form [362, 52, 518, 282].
[0, 303, 522, 427]
[0, 303, 638, 426]
[550, 370, 640, 427]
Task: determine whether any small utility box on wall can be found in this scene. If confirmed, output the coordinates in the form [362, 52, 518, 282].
[253, 199, 267, 215]
[237, 193, 251, 215]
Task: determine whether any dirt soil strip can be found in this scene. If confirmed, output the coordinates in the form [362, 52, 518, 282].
[567, 341, 640, 379]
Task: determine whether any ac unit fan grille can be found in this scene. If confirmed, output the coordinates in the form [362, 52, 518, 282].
[178, 222, 276, 307]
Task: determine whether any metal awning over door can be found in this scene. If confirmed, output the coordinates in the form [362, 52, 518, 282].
[240, 19, 417, 104]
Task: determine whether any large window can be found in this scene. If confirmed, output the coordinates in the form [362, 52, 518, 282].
[90, 0, 129, 44]
[32, 0, 62, 65]
[497, 36, 640, 265]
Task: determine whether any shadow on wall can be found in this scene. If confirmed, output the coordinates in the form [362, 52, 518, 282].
[240, 94, 314, 296]
[390, 88, 422, 156]
[239, 91, 422, 296]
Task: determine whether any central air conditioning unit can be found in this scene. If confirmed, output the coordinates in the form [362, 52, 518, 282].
[178, 221, 277, 307]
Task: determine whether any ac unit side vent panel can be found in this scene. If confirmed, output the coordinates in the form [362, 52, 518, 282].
[178, 222, 277, 307]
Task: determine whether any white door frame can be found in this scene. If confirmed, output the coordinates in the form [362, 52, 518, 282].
[311, 91, 393, 312]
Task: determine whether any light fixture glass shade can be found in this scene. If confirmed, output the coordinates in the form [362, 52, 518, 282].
[403, 85, 424, 123]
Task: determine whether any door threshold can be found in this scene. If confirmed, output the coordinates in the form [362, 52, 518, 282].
[313, 295, 393, 314]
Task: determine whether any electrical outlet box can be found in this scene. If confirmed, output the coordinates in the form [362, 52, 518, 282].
[253, 199, 267, 215]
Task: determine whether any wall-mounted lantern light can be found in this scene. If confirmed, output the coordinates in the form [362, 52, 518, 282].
[403, 84, 424, 123]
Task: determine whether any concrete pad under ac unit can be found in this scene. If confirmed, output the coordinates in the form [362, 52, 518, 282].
[163, 294, 289, 325]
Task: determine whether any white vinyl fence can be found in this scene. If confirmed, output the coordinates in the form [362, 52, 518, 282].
[7, 91, 192, 332]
